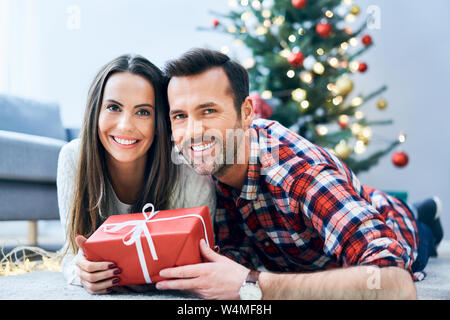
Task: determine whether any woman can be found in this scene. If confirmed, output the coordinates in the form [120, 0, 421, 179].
[57, 54, 216, 294]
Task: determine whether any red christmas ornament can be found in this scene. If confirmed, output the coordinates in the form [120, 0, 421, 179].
[316, 22, 332, 38]
[392, 151, 409, 168]
[358, 62, 368, 72]
[212, 19, 219, 27]
[362, 35, 372, 46]
[291, 0, 307, 9]
[250, 92, 273, 119]
[287, 51, 305, 67]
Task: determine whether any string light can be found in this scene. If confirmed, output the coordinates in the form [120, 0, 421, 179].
[288, 34, 296, 42]
[300, 100, 310, 110]
[328, 57, 339, 68]
[313, 62, 325, 74]
[354, 140, 366, 154]
[316, 125, 328, 136]
[398, 132, 406, 143]
[261, 90, 272, 99]
[300, 71, 313, 84]
[350, 96, 364, 107]
[287, 70, 296, 78]
[292, 88, 307, 101]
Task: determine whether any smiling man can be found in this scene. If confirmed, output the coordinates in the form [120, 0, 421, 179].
[156, 48, 439, 300]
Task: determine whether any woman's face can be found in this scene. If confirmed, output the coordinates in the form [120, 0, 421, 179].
[98, 72, 156, 165]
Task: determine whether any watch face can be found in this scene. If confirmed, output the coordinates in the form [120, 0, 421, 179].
[239, 283, 262, 300]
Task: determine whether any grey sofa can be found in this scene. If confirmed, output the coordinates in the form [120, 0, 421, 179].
[0, 94, 79, 241]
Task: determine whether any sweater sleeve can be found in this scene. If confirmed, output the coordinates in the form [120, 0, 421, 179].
[56, 139, 82, 286]
[169, 164, 217, 223]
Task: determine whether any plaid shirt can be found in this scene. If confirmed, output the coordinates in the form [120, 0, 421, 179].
[213, 119, 420, 279]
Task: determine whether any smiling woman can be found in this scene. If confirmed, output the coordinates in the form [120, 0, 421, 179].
[56, 54, 216, 294]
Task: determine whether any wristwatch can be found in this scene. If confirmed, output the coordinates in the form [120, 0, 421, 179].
[238, 270, 262, 300]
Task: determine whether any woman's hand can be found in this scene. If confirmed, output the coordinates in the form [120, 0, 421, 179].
[75, 235, 122, 294]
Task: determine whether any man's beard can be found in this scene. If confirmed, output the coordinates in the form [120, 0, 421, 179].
[179, 123, 246, 177]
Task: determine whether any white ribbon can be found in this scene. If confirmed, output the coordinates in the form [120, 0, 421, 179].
[103, 203, 210, 284]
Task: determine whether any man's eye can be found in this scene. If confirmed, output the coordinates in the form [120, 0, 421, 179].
[106, 104, 120, 112]
[136, 109, 151, 116]
[204, 109, 216, 114]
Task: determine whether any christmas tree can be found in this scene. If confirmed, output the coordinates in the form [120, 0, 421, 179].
[203, 0, 407, 174]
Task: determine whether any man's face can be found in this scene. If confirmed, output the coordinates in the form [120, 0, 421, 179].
[168, 67, 249, 176]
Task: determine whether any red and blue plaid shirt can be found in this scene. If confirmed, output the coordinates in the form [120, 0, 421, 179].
[213, 119, 420, 279]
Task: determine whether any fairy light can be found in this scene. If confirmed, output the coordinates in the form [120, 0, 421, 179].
[273, 16, 285, 26]
[288, 34, 296, 42]
[292, 88, 307, 101]
[325, 10, 334, 18]
[251, 0, 261, 10]
[255, 25, 268, 35]
[241, 11, 253, 22]
[300, 100, 310, 109]
[297, 28, 304, 35]
[349, 37, 359, 47]
[350, 96, 364, 107]
[351, 122, 362, 135]
[300, 71, 313, 84]
[328, 57, 339, 68]
[243, 57, 255, 69]
[262, 9, 271, 18]
[287, 69, 296, 78]
[261, 90, 272, 99]
[313, 62, 325, 75]
[398, 132, 406, 143]
[316, 125, 328, 136]
[279, 49, 291, 58]
[345, 13, 356, 23]
[333, 96, 343, 105]
[349, 61, 360, 72]
[240, 0, 249, 6]
[354, 110, 364, 119]
[227, 25, 237, 33]
[354, 140, 366, 154]
[221, 46, 230, 54]
[340, 42, 349, 51]
[263, 19, 271, 27]
[316, 48, 325, 55]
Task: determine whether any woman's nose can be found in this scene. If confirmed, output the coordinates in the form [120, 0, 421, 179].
[116, 111, 135, 132]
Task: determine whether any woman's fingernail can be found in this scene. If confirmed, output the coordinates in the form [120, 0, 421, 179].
[108, 263, 117, 269]
[113, 268, 122, 275]
[112, 277, 120, 285]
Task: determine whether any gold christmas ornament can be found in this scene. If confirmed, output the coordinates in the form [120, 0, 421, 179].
[335, 140, 352, 159]
[350, 5, 360, 15]
[335, 76, 354, 95]
[377, 98, 388, 110]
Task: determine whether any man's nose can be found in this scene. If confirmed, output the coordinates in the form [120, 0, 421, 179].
[185, 118, 204, 142]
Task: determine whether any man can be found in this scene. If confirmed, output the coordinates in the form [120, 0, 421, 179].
[155, 48, 442, 300]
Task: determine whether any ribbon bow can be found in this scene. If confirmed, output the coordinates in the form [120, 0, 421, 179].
[103, 203, 160, 283]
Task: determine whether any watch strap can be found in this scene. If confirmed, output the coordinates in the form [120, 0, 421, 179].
[245, 270, 261, 284]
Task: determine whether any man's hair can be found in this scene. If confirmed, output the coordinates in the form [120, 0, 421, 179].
[164, 48, 249, 115]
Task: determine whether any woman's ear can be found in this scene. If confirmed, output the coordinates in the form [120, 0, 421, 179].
[240, 96, 254, 128]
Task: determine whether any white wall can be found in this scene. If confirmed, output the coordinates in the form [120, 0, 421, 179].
[0, 0, 449, 239]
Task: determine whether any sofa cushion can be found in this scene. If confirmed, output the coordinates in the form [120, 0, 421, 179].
[0, 94, 66, 141]
[0, 130, 66, 182]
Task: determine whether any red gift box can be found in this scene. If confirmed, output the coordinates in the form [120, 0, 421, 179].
[83, 204, 215, 286]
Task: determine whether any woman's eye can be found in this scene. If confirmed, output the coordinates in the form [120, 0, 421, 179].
[106, 104, 120, 112]
[136, 109, 151, 116]
[172, 114, 186, 120]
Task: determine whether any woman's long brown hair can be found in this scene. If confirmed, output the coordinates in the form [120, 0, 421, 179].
[67, 54, 177, 253]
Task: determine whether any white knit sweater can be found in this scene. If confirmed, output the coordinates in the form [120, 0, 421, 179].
[56, 138, 216, 285]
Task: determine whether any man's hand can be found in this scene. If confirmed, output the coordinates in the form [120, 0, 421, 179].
[156, 239, 250, 300]
[75, 235, 122, 294]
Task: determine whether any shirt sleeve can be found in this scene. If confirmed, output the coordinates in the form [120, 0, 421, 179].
[290, 164, 411, 270]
